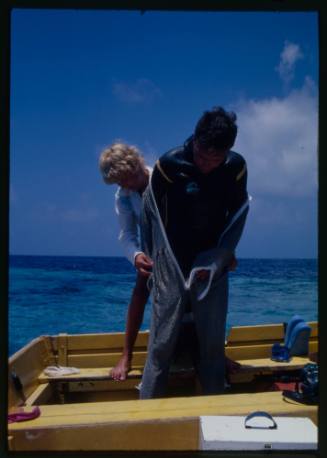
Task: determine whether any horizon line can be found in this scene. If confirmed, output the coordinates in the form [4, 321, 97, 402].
[9, 253, 318, 260]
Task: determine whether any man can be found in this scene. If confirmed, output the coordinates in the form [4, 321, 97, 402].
[99, 142, 153, 380]
[140, 106, 249, 399]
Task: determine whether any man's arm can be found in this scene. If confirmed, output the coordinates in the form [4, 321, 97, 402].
[192, 159, 249, 286]
[226, 159, 248, 222]
[218, 158, 249, 253]
[110, 274, 149, 380]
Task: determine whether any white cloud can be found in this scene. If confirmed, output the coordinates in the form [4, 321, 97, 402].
[276, 41, 303, 84]
[248, 195, 316, 227]
[233, 77, 318, 198]
[112, 78, 162, 104]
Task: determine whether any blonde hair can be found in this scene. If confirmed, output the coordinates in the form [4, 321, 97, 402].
[99, 142, 144, 184]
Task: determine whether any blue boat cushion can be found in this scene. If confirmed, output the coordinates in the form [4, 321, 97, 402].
[288, 321, 311, 356]
[284, 315, 304, 349]
[271, 316, 311, 362]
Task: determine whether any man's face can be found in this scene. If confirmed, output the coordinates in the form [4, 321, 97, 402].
[193, 141, 228, 174]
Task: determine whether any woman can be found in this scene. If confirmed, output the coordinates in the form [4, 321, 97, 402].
[99, 142, 152, 380]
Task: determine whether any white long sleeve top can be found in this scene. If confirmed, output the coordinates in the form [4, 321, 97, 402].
[114, 167, 152, 265]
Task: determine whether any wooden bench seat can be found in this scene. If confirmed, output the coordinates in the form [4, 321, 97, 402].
[35, 322, 317, 387]
[38, 367, 143, 383]
[38, 354, 312, 386]
[234, 355, 311, 372]
[230, 355, 313, 383]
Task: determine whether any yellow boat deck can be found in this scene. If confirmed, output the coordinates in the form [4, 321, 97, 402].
[8, 391, 317, 451]
[8, 321, 318, 451]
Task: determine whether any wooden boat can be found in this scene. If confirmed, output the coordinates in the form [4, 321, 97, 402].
[8, 321, 318, 451]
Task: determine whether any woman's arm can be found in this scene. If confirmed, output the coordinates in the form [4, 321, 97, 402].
[110, 274, 149, 380]
[115, 189, 142, 265]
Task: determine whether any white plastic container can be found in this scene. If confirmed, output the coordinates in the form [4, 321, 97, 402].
[199, 415, 317, 450]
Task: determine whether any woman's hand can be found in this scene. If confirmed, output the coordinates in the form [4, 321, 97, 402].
[109, 355, 131, 381]
[134, 253, 153, 277]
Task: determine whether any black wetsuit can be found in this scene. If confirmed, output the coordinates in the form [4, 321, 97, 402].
[139, 137, 249, 398]
[152, 136, 248, 276]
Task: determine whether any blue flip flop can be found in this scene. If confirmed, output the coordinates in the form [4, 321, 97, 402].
[271, 343, 291, 362]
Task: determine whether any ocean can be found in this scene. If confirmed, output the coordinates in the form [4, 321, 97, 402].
[9, 255, 318, 356]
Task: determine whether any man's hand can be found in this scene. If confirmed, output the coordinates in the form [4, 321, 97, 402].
[195, 269, 210, 281]
[195, 254, 238, 280]
[228, 255, 238, 271]
[134, 253, 153, 277]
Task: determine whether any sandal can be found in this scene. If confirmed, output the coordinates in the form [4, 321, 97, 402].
[8, 406, 41, 423]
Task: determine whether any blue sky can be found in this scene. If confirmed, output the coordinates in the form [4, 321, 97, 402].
[9, 9, 318, 258]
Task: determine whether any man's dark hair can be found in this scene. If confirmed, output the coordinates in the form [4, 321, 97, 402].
[193, 106, 237, 151]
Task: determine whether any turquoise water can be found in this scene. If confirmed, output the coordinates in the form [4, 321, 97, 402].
[9, 255, 318, 356]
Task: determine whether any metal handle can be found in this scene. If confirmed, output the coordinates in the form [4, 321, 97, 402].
[244, 411, 277, 429]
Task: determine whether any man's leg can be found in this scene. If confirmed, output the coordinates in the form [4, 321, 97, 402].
[191, 272, 229, 394]
[171, 313, 198, 372]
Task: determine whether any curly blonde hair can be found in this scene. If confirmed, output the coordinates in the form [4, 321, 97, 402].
[99, 142, 145, 184]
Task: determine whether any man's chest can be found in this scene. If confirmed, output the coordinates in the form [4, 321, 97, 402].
[168, 170, 232, 210]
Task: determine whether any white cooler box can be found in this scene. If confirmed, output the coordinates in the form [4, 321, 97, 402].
[199, 413, 317, 451]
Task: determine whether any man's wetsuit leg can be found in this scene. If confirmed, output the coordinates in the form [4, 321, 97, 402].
[190, 271, 229, 394]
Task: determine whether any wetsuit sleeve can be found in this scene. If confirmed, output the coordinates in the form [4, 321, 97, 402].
[218, 159, 249, 253]
[227, 161, 248, 216]
[189, 202, 249, 301]
[190, 159, 250, 293]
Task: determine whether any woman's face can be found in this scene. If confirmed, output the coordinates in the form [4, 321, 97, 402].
[117, 164, 149, 191]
